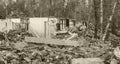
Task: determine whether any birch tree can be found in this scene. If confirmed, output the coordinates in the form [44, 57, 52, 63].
[100, 0, 103, 38]
[102, 0, 118, 41]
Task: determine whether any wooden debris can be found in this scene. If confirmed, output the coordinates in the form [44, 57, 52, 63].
[55, 31, 68, 34]
[71, 58, 104, 64]
[66, 33, 78, 40]
[25, 37, 79, 46]
[14, 41, 28, 50]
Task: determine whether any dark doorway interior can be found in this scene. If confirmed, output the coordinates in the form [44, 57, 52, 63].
[66, 19, 69, 27]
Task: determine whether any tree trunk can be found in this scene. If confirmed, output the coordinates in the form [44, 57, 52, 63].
[100, 0, 103, 39]
[93, 0, 98, 38]
[102, 1, 117, 41]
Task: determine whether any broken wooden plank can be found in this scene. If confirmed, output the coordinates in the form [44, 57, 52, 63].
[14, 41, 28, 50]
[71, 58, 104, 64]
[55, 31, 68, 34]
[25, 37, 79, 46]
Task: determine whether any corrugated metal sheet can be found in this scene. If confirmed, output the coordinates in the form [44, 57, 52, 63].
[10, 18, 21, 30]
[0, 18, 58, 38]
[0, 19, 13, 32]
[29, 17, 58, 38]
[0, 20, 6, 32]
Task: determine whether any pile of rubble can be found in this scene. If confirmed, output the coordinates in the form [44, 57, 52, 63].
[0, 40, 113, 64]
[0, 44, 76, 64]
[0, 30, 118, 64]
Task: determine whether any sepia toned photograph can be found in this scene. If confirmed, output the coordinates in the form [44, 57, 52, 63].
[0, 0, 120, 64]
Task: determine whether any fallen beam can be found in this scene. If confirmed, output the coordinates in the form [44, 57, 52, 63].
[25, 37, 79, 46]
[71, 58, 104, 64]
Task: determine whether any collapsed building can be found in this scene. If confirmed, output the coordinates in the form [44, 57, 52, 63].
[0, 17, 77, 38]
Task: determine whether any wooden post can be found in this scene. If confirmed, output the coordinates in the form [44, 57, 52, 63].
[62, 20, 63, 30]
[44, 21, 47, 38]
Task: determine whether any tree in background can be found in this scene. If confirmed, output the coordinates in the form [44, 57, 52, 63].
[0, 0, 120, 40]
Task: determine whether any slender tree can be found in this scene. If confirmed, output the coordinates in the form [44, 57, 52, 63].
[102, 0, 118, 41]
[100, 0, 103, 38]
[93, 0, 99, 38]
